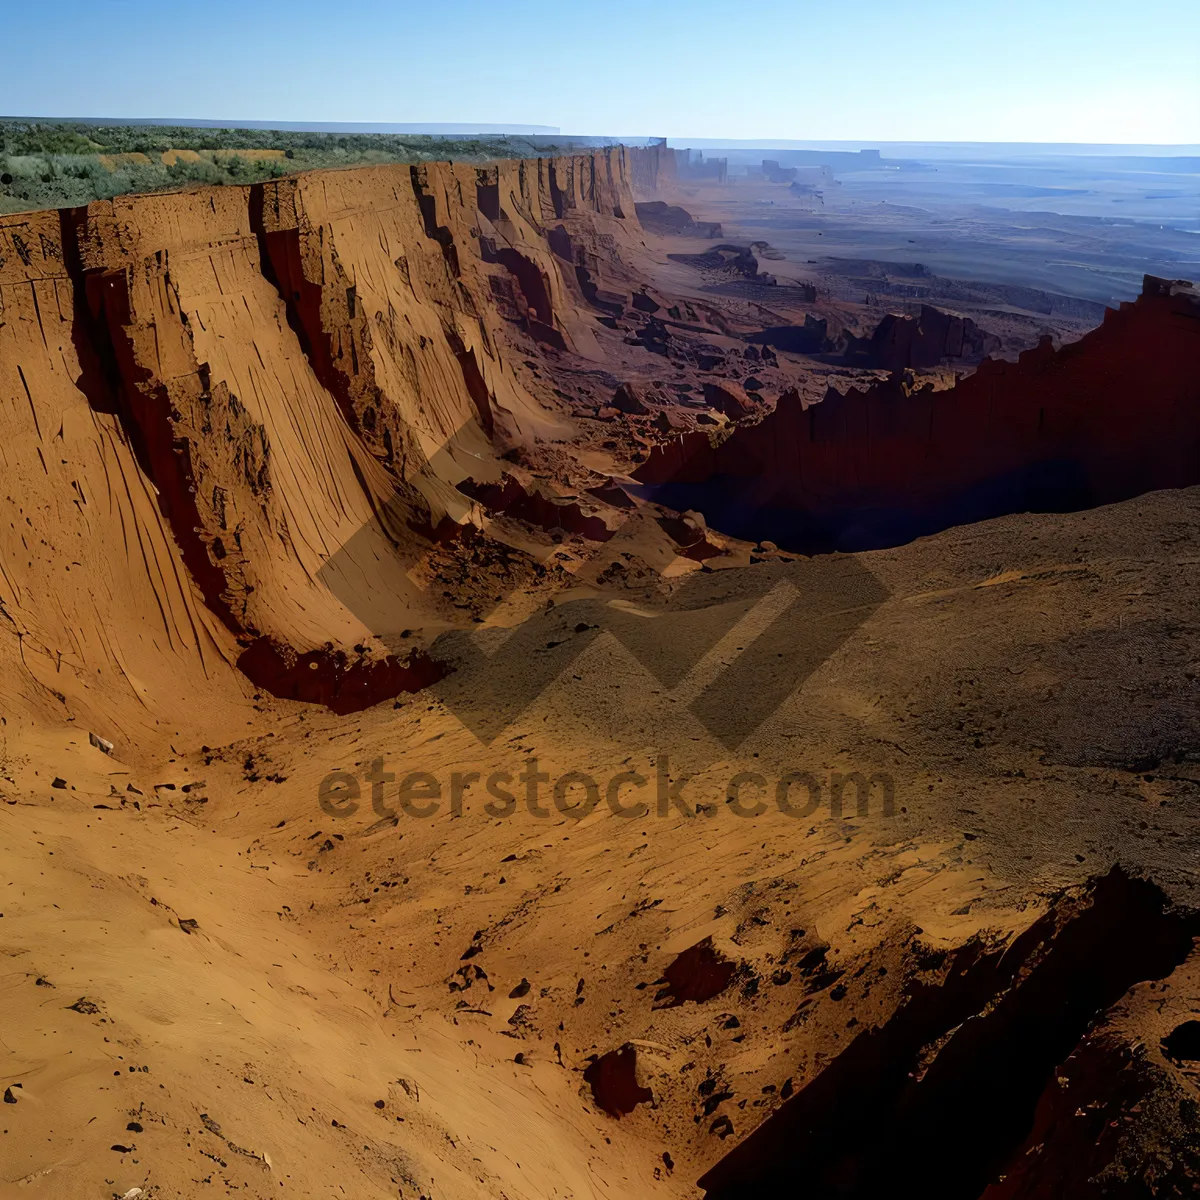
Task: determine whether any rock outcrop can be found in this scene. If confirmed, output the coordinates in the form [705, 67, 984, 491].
[843, 304, 1001, 370]
[634, 277, 1200, 552]
[0, 148, 658, 723]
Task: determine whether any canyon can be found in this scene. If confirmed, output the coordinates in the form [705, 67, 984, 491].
[2, 143, 1199, 1199]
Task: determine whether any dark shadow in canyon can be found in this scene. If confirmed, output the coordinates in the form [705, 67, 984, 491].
[698, 867, 1199, 1200]
[635, 277, 1200, 555]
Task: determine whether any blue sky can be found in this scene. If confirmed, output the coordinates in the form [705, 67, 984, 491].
[3, 0, 1196, 142]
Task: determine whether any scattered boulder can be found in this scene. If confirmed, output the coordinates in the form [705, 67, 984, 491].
[611, 384, 649, 415]
[583, 1045, 653, 1118]
[742, 343, 778, 366]
[631, 290, 661, 314]
[654, 937, 738, 1006]
[653, 410, 692, 434]
[625, 317, 671, 356]
[658, 512, 724, 561]
[702, 381, 753, 418]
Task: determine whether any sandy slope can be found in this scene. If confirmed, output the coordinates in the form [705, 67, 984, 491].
[5, 485, 1200, 1197]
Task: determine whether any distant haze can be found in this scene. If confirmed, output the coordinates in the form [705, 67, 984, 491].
[675, 140, 1200, 159]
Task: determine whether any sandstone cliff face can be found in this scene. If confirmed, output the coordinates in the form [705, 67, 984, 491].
[634, 277, 1200, 552]
[0, 208, 255, 747]
[0, 149, 651, 724]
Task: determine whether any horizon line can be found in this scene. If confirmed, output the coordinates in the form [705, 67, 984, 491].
[3, 118, 1198, 155]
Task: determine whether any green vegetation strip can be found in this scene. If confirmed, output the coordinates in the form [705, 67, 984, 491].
[0, 120, 610, 214]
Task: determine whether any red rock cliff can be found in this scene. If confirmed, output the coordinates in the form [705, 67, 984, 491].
[634, 276, 1200, 552]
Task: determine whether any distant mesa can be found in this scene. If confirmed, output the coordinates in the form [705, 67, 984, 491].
[669, 244, 766, 279]
[747, 306, 1007, 368]
[749, 240, 787, 261]
[842, 304, 1002, 370]
[635, 200, 723, 239]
